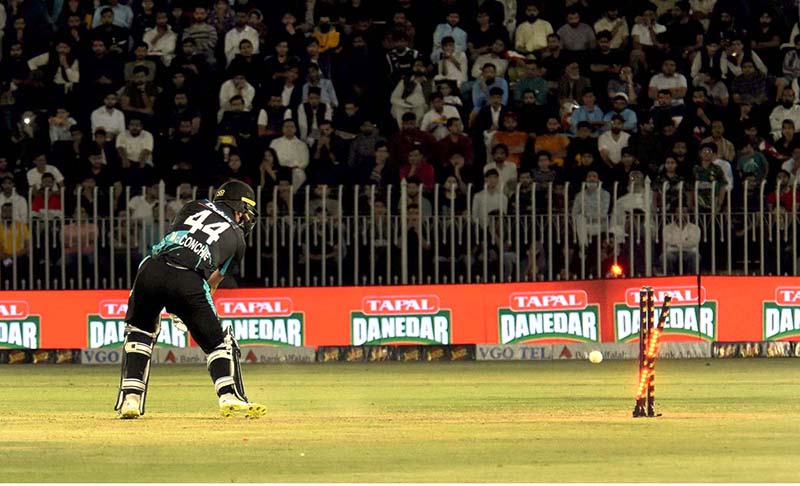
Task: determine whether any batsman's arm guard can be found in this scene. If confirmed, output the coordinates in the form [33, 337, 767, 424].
[114, 323, 160, 415]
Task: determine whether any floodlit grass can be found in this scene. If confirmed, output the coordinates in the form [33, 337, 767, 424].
[1, 360, 798, 482]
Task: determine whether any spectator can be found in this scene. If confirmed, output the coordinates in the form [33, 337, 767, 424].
[471, 38, 509, 80]
[91, 7, 129, 55]
[769, 89, 800, 140]
[556, 9, 596, 53]
[572, 170, 610, 248]
[535, 117, 570, 167]
[0, 176, 27, 222]
[120, 66, 156, 121]
[694, 68, 729, 109]
[731, 60, 769, 107]
[297, 86, 334, 143]
[116, 117, 154, 184]
[30, 173, 63, 218]
[736, 143, 768, 183]
[0, 203, 30, 268]
[91, 0, 133, 29]
[472, 168, 508, 226]
[531, 151, 560, 208]
[513, 58, 547, 105]
[471, 63, 509, 114]
[227, 39, 264, 89]
[311, 10, 341, 55]
[26, 152, 64, 191]
[693, 142, 728, 212]
[491, 113, 526, 167]
[208, 0, 235, 36]
[701, 120, 735, 164]
[558, 61, 592, 106]
[778, 35, 800, 100]
[654, 155, 687, 212]
[540, 33, 568, 83]
[598, 115, 631, 167]
[308, 121, 348, 185]
[603, 94, 637, 132]
[420, 92, 460, 141]
[435, 118, 473, 167]
[569, 89, 604, 137]
[389, 113, 436, 165]
[302, 64, 338, 108]
[648, 58, 688, 105]
[362, 141, 398, 187]
[224, 8, 259, 66]
[594, 6, 629, 50]
[348, 120, 385, 173]
[390, 60, 431, 127]
[218, 72, 255, 119]
[720, 37, 768, 80]
[90, 92, 126, 139]
[184, 6, 218, 66]
[467, 8, 509, 63]
[514, 4, 553, 55]
[435, 36, 468, 87]
[403, 177, 432, 217]
[399, 145, 435, 191]
[270, 119, 309, 192]
[662, 215, 701, 274]
[124, 43, 156, 84]
[48, 108, 77, 144]
[386, 32, 421, 85]
[431, 8, 467, 62]
[483, 144, 518, 195]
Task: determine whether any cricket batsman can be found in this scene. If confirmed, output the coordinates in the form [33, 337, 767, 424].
[115, 180, 266, 419]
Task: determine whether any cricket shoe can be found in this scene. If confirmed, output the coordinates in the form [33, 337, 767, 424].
[219, 393, 266, 419]
[119, 393, 142, 420]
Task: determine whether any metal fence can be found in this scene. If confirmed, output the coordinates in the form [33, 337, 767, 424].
[1, 179, 798, 290]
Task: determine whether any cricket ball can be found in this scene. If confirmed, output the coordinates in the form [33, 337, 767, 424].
[588, 350, 603, 364]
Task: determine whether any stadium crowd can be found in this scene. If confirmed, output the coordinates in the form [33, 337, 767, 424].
[1, 0, 800, 285]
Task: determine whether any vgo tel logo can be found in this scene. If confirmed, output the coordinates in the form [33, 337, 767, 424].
[217, 298, 304, 346]
[0, 301, 40, 349]
[614, 286, 717, 342]
[498, 291, 599, 344]
[87, 300, 187, 348]
[762, 287, 800, 340]
[351, 295, 451, 345]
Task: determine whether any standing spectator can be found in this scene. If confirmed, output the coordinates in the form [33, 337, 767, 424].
[693, 142, 728, 212]
[224, 8, 259, 66]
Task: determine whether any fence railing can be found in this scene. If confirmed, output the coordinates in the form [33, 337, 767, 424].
[1, 179, 798, 290]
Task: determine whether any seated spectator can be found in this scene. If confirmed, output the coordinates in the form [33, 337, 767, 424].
[569, 89, 604, 137]
[420, 92, 460, 141]
[693, 142, 728, 211]
[90, 92, 126, 140]
[491, 113, 526, 167]
[227, 39, 264, 89]
[472, 38, 509, 81]
[218, 72, 255, 120]
[143, 10, 178, 67]
[0, 203, 30, 268]
[184, 6, 218, 66]
[0, 176, 28, 222]
[483, 144, 518, 196]
[362, 141, 398, 187]
[700, 120, 735, 164]
[218, 95, 258, 156]
[30, 173, 63, 218]
[124, 43, 156, 83]
[468, 8, 509, 63]
[693, 68, 729, 109]
[514, 4, 553, 55]
[26, 38, 80, 107]
[558, 61, 591, 107]
[120, 66, 156, 122]
[403, 177, 432, 217]
[598, 115, 631, 167]
[769, 89, 800, 140]
[48, 108, 77, 144]
[557, 9, 596, 53]
[731, 60, 769, 107]
[389, 113, 437, 166]
[435, 118, 473, 167]
[386, 31, 421, 85]
[296, 86, 334, 143]
[472, 168, 508, 226]
[736, 143, 768, 184]
[654, 155, 687, 212]
[91, 7, 129, 55]
[302, 63, 338, 108]
[270, 119, 309, 192]
[435, 36, 468, 88]
[572, 170, 610, 248]
[471, 63, 508, 115]
[512, 58, 547, 105]
[27, 152, 65, 191]
[257, 94, 289, 141]
[311, 10, 341, 56]
[348, 119, 385, 174]
[531, 151, 561, 208]
[535, 117, 570, 168]
[720, 37, 768, 80]
[648, 58, 687, 106]
[650, 89, 686, 129]
[116, 118, 154, 188]
[602, 94, 637, 132]
[431, 8, 467, 62]
[390, 60, 431, 128]
[662, 215, 701, 274]
[399, 145, 435, 191]
[219, 151, 253, 187]
[224, 8, 259, 66]
[308, 121, 348, 185]
[594, 5, 629, 50]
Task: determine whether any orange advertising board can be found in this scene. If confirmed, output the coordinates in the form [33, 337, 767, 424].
[0, 277, 798, 349]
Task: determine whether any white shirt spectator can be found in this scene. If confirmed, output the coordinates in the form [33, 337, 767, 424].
[218, 79, 256, 114]
[91, 3, 134, 29]
[49, 116, 77, 143]
[594, 17, 629, 49]
[116, 129, 154, 166]
[471, 54, 509, 79]
[90, 106, 126, 139]
[471, 187, 508, 226]
[514, 18, 554, 53]
[598, 130, 630, 164]
[435, 51, 469, 86]
[296, 103, 333, 142]
[420, 105, 461, 140]
[483, 161, 518, 195]
[720, 51, 768, 79]
[143, 26, 178, 67]
[648, 73, 688, 105]
[0, 192, 28, 223]
[27, 53, 80, 87]
[631, 22, 665, 47]
[663, 220, 701, 253]
[224, 25, 260, 66]
[769, 104, 800, 140]
[713, 158, 734, 193]
[26, 166, 65, 191]
[270, 135, 310, 192]
[128, 195, 156, 221]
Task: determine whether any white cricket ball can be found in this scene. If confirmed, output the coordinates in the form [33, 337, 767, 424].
[588, 350, 603, 364]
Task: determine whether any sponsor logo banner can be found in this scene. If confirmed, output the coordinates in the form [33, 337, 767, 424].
[553, 343, 639, 360]
[240, 345, 315, 363]
[218, 298, 305, 346]
[0, 301, 41, 349]
[497, 291, 600, 344]
[350, 296, 452, 345]
[81, 348, 124, 364]
[153, 347, 207, 364]
[762, 287, 800, 340]
[86, 300, 187, 348]
[657, 342, 711, 359]
[476, 344, 553, 361]
[614, 286, 717, 342]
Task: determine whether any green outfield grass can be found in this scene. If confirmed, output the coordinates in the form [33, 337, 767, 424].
[1, 359, 798, 482]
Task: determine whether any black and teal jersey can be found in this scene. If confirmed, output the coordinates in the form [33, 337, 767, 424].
[150, 199, 246, 280]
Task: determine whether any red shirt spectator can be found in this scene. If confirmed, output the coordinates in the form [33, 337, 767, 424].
[399, 146, 436, 191]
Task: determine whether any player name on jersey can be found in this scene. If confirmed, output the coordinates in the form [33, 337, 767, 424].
[497, 291, 600, 344]
[0, 302, 40, 349]
[614, 286, 717, 342]
[87, 300, 187, 348]
[763, 287, 800, 340]
[217, 298, 304, 346]
[350, 296, 452, 345]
